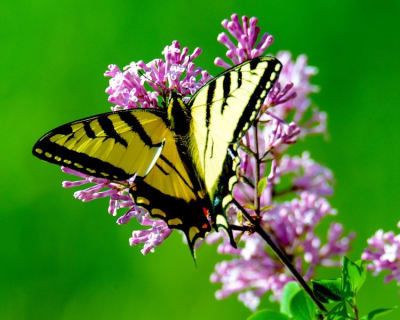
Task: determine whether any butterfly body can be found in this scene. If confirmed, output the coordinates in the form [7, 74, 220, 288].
[33, 57, 282, 254]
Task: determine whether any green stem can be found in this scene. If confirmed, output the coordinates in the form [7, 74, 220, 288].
[232, 198, 328, 314]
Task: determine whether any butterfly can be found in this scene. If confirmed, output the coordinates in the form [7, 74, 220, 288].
[32, 56, 282, 254]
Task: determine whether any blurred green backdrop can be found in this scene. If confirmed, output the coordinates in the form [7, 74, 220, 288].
[2, 0, 400, 319]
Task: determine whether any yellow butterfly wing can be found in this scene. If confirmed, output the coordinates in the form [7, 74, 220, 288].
[33, 109, 211, 252]
[188, 57, 282, 236]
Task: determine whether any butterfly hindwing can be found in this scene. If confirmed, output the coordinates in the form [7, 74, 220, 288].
[129, 115, 212, 253]
[188, 57, 282, 235]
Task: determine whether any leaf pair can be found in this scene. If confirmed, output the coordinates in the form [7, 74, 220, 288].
[312, 257, 393, 320]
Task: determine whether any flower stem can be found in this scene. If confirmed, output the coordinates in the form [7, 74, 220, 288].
[253, 125, 261, 216]
[230, 224, 253, 232]
[231, 198, 328, 313]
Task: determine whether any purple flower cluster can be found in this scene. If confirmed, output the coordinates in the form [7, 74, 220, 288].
[214, 14, 274, 68]
[362, 223, 400, 286]
[207, 14, 354, 310]
[62, 154, 172, 254]
[59, 13, 355, 310]
[104, 40, 211, 110]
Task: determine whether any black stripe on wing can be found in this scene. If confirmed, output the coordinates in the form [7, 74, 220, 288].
[33, 138, 131, 180]
[118, 112, 157, 147]
[232, 58, 280, 141]
[158, 155, 196, 192]
[83, 121, 96, 138]
[97, 116, 128, 147]
[203, 80, 217, 168]
[221, 71, 231, 114]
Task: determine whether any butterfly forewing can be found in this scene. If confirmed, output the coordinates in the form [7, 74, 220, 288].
[33, 110, 168, 180]
[188, 57, 281, 234]
[189, 57, 281, 195]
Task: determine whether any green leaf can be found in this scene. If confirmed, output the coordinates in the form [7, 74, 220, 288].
[342, 256, 366, 299]
[353, 259, 367, 290]
[237, 211, 243, 224]
[247, 310, 291, 320]
[240, 143, 255, 156]
[326, 302, 348, 320]
[361, 307, 395, 320]
[257, 177, 268, 194]
[312, 279, 343, 303]
[280, 281, 301, 316]
[290, 290, 315, 320]
[260, 205, 274, 212]
[244, 203, 257, 210]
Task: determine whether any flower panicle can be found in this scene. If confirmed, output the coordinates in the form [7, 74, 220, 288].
[61, 166, 169, 253]
[128, 211, 172, 255]
[362, 223, 400, 286]
[266, 51, 322, 135]
[278, 152, 334, 196]
[211, 191, 353, 309]
[62, 167, 131, 208]
[105, 40, 212, 110]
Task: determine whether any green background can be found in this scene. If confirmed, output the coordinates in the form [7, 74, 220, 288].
[2, 0, 400, 319]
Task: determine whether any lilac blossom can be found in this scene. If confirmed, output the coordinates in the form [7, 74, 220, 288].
[208, 193, 354, 310]
[208, 14, 354, 310]
[267, 51, 324, 137]
[62, 166, 172, 254]
[278, 152, 334, 196]
[105, 40, 211, 110]
[215, 13, 274, 68]
[128, 211, 173, 255]
[362, 223, 400, 286]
